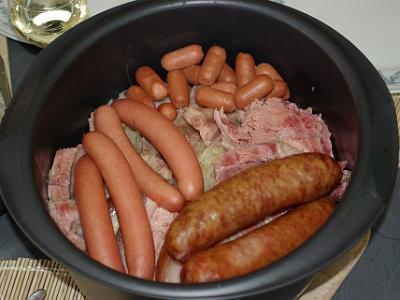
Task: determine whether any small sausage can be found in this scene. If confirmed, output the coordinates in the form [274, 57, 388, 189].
[267, 80, 290, 100]
[82, 131, 154, 279]
[166, 153, 342, 261]
[256, 63, 283, 80]
[198, 46, 226, 86]
[195, 86, 236, 113]
[181, 197, 335, 283]
[135, 66, 168, 101]
[182, 65, 200, 85]
[234, 75, 274, 109]
[94, 105, 184, 212]
[211, 82, 237, 94]
[161, 44, 204, 71]
[74, 155, 125, 273]
[158, 102, 177, 121]
[126, 85, 155, 107]
[236, 52, 256, 88]
[112, 99, 204, 201]
[217, 63, 236, 84]
[167, 70, 190, 108]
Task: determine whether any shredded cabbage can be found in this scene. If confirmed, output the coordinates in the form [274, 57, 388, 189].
[198, 143, 226, 191]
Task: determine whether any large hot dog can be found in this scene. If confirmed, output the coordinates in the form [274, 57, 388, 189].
[166, 153, 342, 261]
[74, 155, 125, 273]
[94, 105, 184, 212]
[82, 131, 154, 279]
[181, 197, 335, 283]
[112, 99, 204, 201]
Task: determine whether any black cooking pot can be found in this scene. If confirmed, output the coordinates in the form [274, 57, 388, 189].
[0, 0, 398, 299]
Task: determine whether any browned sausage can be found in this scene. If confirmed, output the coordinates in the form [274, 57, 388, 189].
[126, 85, 155, 107]
[234, 75, 274, 109]
[94, 105, 184, 212]
[161, 44, 204, 71]
[217, 63, 236, 84]
[112, 99, 204, 201]
[236, 52, 256, 88]
[155, 244, 183, 283]
[256, 63, 283, 80]
[74, 155, 125, 273]
[267, 80, 290, 100]
[135, 66, 168, 101]
[158, 102, 177, 121]
[182, 65, 201, 85]
[167, 70, 190, 108]
[211, 82, 237, 94]
[82, 131, 154, 279]
[181, 197, 335, 283]
[166, 153, 342, 261]
[198, 46, 226, 86]
[195, 86, 236, 113]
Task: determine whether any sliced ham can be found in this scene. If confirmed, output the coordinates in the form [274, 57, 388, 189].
[214, 98, 333, 156]
[215, 143, 301, 183]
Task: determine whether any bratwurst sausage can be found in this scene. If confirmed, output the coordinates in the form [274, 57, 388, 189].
[112, 99, 204, 201]
[74, 155, 125, 273]
[181, 197, 335, 283]
[166, 153, 342, 261]
[82, 131, 154, 279]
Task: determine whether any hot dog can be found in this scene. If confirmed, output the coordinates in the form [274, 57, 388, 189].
[268, 80, 290, 100]
[112, 99, 204, 201]
[236, 52, 256, 88]
[166, 153, 342, 261]
[82, 131, 154, 279]
[74, 155, 125, 273]
[182, 65, 200, 85]
[158, 102, 177, 121]
[94, 105, 184, 212]
[167, 70, 190, 108]
[181, 197, 335, 283]
[195, 86, 236, 113]
[198, 46, 226, 86]
[217, 63, 236, 84]
[256, 63, 283, 80]
[126, 85, 155, 108]
[161, 44, 204, 71]
[135, 66, 168, 101]
[234, 75, 274, 109]
[211, 82, 237, 94]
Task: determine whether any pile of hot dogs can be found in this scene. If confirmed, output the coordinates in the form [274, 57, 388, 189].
[71, 44, 342, 283]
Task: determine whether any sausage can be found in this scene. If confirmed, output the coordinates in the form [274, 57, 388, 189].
[158, 102, 177, 121]
[94, 105, 184, 212]
[155, 244, 183, 283]
[211, 82, 237, 94]
[256, 63, 283, 80]
[181, 197, 335, 283]
[166, 153, 342, 261]
[195, 86, 236, 113]
[234, 75, 274, 109]
[236, 52, 256, 88]
[198, 46, 226, 86]
[182, 65, 200, 85]
[167, 70, 190, 108]
[161, 44, 204, 71]
[126, 85, 155, 107]
[267, 80, 290, 100]
[135, 66, 168, 101]
[112, 99, 204, 201]
[217, 63, 236, 84]
[82, 131, 154, 279]
[74, 155, 125, 273]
